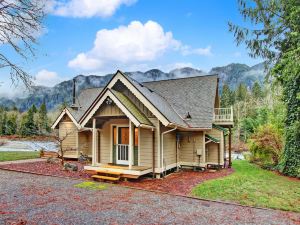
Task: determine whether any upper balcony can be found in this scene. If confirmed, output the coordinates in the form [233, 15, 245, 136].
[213, 107, 234, 127]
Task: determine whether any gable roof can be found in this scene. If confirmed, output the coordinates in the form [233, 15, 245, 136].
[53, 71, 219, 130]
[144, 75, 218, 128]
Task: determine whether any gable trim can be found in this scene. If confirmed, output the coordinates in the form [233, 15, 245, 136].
[51, 108, 81, 129]
[81, 89, 154, 128]
[107, 72, 170, 125]
[79, 71, 170, 126]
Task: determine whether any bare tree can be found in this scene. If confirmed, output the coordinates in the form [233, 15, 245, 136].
[52, 128, 77, 166]
[0, 0, 45, 88]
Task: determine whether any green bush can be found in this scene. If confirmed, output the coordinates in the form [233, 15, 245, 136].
[248, 124, 283, 168]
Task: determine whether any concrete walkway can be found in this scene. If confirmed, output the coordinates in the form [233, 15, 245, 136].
[0, 158, 46, 165]
[0, 169, 299, 225]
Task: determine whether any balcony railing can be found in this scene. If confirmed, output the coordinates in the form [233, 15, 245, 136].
[214, 107, 233, 123]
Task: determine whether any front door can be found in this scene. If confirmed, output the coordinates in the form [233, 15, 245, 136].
[116, 127, 129, 165]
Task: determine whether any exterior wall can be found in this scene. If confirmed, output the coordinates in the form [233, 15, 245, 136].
[99, 118, 129, 164]
[205, 128, 224, 165]
[139, 128, 153, 167]
[161, 126, 177, 167]
[78, 131, 92, 156]
[178, 132, 203, 166]
[96, 103, 125, 117]
[59, 121, 78, 157]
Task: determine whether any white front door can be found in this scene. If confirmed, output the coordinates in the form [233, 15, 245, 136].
[116, 127, 129, 165]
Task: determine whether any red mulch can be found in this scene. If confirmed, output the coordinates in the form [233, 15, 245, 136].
[0, 161, 91, 179]
[0, 160, 234, 196]
[120, 168, 234, 195]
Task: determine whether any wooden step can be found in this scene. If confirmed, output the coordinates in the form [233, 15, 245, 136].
[94, 170, 122, 175]
[92, 175, 120, 181]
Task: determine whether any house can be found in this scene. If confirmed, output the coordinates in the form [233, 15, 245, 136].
[51, 70, 233, 179]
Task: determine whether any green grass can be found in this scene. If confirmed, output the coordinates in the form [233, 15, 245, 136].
[0, 151, 40, 162]
[192, 160, 300, 212]
[74, 181, 107, 190]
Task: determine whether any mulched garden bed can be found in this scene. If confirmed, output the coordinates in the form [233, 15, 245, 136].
[0, 160, 234, 196]
[0, 161, 91, 179]
[120, 168, 234, 195]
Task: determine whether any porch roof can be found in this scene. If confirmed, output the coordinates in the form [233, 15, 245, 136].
[110, 89, 153, 127]
[205, 134, 220, 143]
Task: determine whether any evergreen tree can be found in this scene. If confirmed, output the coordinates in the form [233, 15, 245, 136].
[6, 113, 17, 135]
[1, 111, 7, 135]
[229, 0, 300, 177]
[31, 104, 37, 113]
[221, 83, 233, 107]
[38, 102, 50, 134]
[252, 81, 263, 99]
[19, 114, 28, 136]
[235, 83, 248, 102]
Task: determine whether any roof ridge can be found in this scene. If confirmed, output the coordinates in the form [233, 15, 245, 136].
[142, 73, 218, 84]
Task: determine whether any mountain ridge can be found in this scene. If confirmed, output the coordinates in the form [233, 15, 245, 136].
[0, 62, 266, 111]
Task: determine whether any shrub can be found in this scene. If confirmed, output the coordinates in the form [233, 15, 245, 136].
[248, 124, 283, 167]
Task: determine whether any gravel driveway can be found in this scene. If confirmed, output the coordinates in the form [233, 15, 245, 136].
[0, 170, 299, 225]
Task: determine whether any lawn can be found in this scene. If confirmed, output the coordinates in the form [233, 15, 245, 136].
[0, 151, 40, 162]
[192, 160, 300, 212]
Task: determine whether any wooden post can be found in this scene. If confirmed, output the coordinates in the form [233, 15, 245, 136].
[152, 129, 155, 178]
[129, 121, 133, 170]
[92, 118, 96, 166]
[229, 127, 232, 168]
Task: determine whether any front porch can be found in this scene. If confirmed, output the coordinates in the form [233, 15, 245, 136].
[85, 164, 153, 178]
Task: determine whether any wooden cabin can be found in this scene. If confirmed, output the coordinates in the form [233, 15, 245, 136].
[52, 70, 234, 179]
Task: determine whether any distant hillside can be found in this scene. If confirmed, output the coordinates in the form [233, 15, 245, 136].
[0, 62, 266, 111]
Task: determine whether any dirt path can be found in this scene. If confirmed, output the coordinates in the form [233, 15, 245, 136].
[0, 170, 299, 225]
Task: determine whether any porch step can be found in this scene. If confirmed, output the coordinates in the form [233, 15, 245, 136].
[94, 170, 122, 175]
[92, 175, 120, 181]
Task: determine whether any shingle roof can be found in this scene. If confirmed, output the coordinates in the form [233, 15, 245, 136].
[125, 75, 187, 127]
[65, 73, 218, 129]
[68, 87, 103, 121]
[143, 75, 218, 128]
[110, 89, 153, 126]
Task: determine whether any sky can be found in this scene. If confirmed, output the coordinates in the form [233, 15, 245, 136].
[0, 0, 262, 97]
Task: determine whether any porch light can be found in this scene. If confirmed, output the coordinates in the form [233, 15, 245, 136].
[106, 97, 113, 105]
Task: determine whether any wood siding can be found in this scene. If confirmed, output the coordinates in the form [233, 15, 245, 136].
[161, 126, 177, 166]
[99, 119, 129, 164]
[179, 132, 203, 165]
[78, 131, 92, 156]
[59, 122, 78, 156]
[206, 128, 224, 164]
[95, 103, 125, 117]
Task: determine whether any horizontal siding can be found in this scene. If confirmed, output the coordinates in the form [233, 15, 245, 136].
[205, 128, 224, 165]
[139, 128, 153, 167]
[161, 126, 177, 166]
[78, 131, 92, 156]
[100, 119, 129, 164]
[179, 132, 203, 164]
[59, 122, 77, 152]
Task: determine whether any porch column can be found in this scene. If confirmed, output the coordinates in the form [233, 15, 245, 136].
[202, 132, 206, 164]
[128, 121, 134, 170]
[92, 118, 97, 166]
[228, 127, 232, 168]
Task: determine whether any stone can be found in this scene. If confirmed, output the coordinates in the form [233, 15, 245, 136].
[47, 157, 60, 164]
[64, 163, 78, 171]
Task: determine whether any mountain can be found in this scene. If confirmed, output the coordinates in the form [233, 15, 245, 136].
[210, 62, 266, 90]
[0, 63, 266, 112]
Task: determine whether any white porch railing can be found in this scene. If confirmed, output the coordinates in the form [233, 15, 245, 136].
[117, 144, 129, 164]
[213, 107, 233, 122]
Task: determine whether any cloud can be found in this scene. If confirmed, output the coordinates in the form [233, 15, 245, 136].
[68, 20, 211, 71]
[34, 69, 64, 87]
[49, 0, 137, 18]
[68, 20, 181, 71]
[233, 51, 242, 57]
[181, 45, 212, 56]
